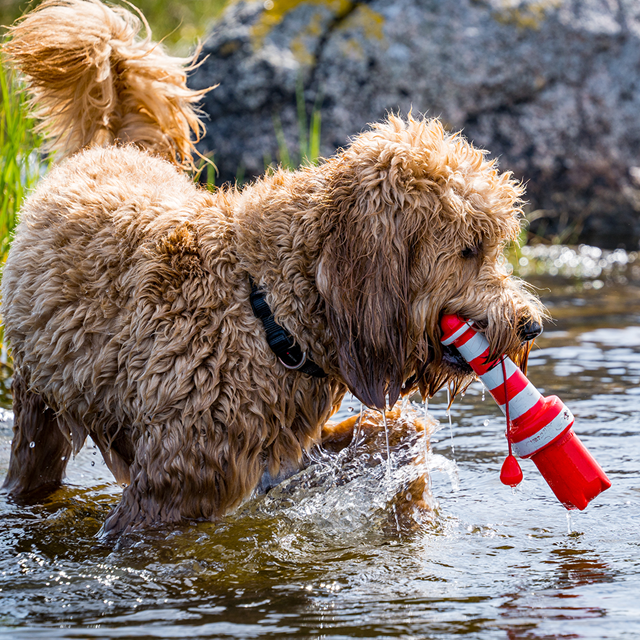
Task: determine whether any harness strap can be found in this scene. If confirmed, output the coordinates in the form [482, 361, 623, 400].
[249, 278, 327, 378]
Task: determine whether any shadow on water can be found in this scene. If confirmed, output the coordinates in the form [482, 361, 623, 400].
[2, 244, 640, 638]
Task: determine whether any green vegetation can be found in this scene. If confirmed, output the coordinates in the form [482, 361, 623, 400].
[0, 55, 52, 261]
[505, 211, 586, 277]
[196, 78, 321, 193]
[120, 0, 228, 53]
[269, 79, 322, 172]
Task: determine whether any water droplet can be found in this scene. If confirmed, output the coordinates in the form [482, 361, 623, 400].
[381, 410, 392, 480]
[406, 493, 412, 502]
[347, 406, 354, 413]
[446, 388, 455, 456]
[392, 502, 401, 534]
[422, 398, 431, 488]
[29, 441, 35, 449]
[91, 461, 95, 466]
[61, 456, 66, 461]
[483, 419, 490, 427]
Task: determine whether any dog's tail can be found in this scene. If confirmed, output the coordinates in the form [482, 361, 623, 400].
[3, 0, 209, 169]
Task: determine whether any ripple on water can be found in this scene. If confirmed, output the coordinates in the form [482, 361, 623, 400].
[3, 255, 640, 637]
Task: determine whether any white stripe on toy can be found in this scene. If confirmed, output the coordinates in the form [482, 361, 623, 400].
[497, 383, 543, 421]
[441, 320, 474, 346]
[456, 332, 490, 363]
[480, 358, 518, 390]
[511, 407, 575, 458]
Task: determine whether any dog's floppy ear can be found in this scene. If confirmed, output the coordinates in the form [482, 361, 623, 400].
[317, 138, 426, 410]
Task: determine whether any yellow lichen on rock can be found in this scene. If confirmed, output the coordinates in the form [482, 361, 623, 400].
[250, 0, 352, 51]
[248, 0, 386, 64]
[336, 5, 385, 59]
[493, 0, 561, 31]
[290, 11, 326, 66]
[345, 5, 384, 42]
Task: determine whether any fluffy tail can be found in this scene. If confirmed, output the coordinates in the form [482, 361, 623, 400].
[3, 0, 210, 169]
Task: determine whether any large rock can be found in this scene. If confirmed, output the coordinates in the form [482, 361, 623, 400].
[190, 0, 640, 249]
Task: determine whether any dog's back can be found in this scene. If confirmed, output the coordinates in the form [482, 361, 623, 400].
[3, 0, 208, 168]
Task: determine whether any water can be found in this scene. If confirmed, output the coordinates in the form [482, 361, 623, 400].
[446, 387, 455, 456]
[2, 249, 640, 638]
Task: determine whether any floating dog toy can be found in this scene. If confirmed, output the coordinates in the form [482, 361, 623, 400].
[440, 315, 611, 510]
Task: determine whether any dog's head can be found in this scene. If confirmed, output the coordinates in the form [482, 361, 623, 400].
[316, 115, 544, 409]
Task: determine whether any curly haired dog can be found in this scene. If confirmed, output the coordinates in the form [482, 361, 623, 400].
[1, 0, 543, 535]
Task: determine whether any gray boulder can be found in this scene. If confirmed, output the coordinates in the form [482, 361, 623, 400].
[190, 0, 640, 249]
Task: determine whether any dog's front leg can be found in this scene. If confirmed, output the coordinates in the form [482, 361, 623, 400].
[2, 373, 73, 500]
[98, 410, 267, 536]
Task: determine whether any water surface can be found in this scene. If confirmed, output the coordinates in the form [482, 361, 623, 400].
[1, 246, 640, 639]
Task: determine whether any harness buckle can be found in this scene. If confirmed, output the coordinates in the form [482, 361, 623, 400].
[278, 351, 307, 370]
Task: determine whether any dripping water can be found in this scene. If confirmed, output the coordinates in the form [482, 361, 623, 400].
[350, 402, 365, 448]
[446, 387, 455, 456]
[392, 503, 401, 535]
[382, 409, 392, 481]
[423, 397, 431, 490]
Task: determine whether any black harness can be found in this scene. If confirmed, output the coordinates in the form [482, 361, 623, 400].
[249, 278, 327, 378]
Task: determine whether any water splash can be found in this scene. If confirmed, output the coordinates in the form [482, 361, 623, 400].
[427, 453, 460, 493]
[514, 243, 636, 280]
[350, 403, 364, 448]
[381, 409, 392, 481]
[392, 503, 401, 535]
[423, 397, 430, 488]
[243, 404, 456, 536]
[446, 388, 455, 456]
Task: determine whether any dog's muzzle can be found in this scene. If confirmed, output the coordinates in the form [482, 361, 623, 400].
[518, 318, 543, 342]
[441, 318, 542, 373]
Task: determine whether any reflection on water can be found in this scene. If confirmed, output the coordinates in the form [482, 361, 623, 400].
[2, 245, 640, 638]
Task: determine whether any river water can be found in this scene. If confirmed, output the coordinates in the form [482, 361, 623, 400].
[1, 245, 640, 639]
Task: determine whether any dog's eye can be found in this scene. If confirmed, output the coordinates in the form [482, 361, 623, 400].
[461, 246, 478, 259]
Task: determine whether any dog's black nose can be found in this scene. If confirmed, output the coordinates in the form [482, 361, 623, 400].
[519, 319, 543, 342]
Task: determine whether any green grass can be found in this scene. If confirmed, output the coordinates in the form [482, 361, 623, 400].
[269, 78, 322, 172]
[120, 0, 229, 53]
[0, 55, 52, 261]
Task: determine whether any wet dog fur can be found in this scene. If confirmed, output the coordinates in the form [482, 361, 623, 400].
[1, 0, 543, 535]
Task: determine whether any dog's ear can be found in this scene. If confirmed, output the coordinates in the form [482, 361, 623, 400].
[317, 135, 428, 410]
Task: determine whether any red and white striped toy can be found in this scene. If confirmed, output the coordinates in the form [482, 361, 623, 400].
[440, 314, 611, 510]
